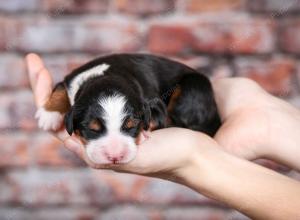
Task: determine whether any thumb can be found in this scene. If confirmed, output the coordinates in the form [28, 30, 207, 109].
[26, 53, 53, 107]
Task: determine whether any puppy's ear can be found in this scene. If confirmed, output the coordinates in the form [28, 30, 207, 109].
[64, 109, 74, 135]
[142, 102, 151, 130]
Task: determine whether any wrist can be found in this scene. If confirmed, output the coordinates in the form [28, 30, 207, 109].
[174, 133, 221, 192]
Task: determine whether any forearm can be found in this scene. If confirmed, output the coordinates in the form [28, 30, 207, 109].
[177, 136, 300, 219]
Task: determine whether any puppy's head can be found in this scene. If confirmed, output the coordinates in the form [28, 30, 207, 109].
[65, 90, 150, 165]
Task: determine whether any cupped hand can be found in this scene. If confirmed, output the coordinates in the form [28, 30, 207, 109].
[26, 53, 219, 178]
[213, 77, 300, 167]
[26, 53, 300, 174]
[25, 54, 300, 220]
[26, 53, 97, 168]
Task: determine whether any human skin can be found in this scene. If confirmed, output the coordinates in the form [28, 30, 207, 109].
[26, 53, 300, 219]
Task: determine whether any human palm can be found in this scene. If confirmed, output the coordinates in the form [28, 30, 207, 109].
[26, 53, 300, 175]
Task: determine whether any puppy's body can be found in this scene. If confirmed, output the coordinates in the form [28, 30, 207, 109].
[36, 53, 221, 165]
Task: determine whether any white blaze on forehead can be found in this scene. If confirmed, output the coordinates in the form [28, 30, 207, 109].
[68, 63, 110, 105]
[98, 94, 128, 133]
[85, 94, 138, 165]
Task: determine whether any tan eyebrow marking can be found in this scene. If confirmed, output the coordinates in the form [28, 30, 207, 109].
[125, 118, 139, 129]
[88, 119, 102, 131]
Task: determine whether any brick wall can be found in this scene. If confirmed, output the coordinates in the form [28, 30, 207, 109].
[0, 0, 300, 219]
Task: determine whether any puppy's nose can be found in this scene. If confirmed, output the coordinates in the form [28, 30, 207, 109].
[106, 155, 125, 163]
[104, 148, 127, 164]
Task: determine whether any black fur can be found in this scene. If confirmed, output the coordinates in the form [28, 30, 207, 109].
[63, 53, 221, 140]
[168, 73, 221, 136]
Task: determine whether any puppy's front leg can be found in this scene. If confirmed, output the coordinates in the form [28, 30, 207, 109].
[35, 82, 71, 130]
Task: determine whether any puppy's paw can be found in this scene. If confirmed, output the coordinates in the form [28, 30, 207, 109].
[136, 129, 151, 145]
[35, 107, 63, 131]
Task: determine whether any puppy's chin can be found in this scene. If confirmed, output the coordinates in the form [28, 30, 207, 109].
[84, 135, 138, 165]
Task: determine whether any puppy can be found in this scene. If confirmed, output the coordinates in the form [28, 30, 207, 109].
[36, 54, 221, 165]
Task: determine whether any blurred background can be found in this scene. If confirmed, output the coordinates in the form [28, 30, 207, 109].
[0, 0, 300, 219]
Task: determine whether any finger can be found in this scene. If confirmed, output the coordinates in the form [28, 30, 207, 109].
[55, 129, 71, 142]
[64, 137, 114, 169]
[135, 129, 150, 145]
[25, 53, 53, 107]
[26, 53, 48, 91]
[35, 68, 53, 107]
[64, 137, 85, 160]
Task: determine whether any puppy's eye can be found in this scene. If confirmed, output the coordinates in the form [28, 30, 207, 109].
[124, 118, 139, 129]
[88, 119, 102, 132]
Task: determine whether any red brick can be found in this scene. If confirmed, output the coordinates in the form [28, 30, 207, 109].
[35, 54, 92, 85]
[65, 54, 93, 73]
[0, 54, 29, 89]
[45, 54, 93, 84]
[33, 134, 85, 167]
[0, 132, 86, 169]
[14, 18, 142, 53]
[0, 206, 247, 220]
[234, 57, 296, 96]
[226, 18, 275, 54]
[0, 169, 114, 206]
[101, 205, 157, 220]
[116, 0, 175, 16]
[280, 18, 300, 54]
[34, 208, 100, 220]
[0, 90, 36, 130]
[41, 0, 109, 15]
[176, 56, 232, 79]
[191, 22, 228, 53]
[0, 207, 100, 220]
[95, 169, 217, 205]
[0, 169, 212, 206]
[148, 17, 275, 55]
[148, 25, 194, 55]
[162, 207, 231, 220]
[169, 56, 211, 70]
[107, 207, 245, 220]
[42, 55, 69, 85]
[0, 54, 84, 89]
[295, 62, 300, 95]
[0, 17, 19, 51]
[0, 133, 29, 167]
[185, 0, 245, 12]
[248, 0, 300, 13]
[0, 0, 38, 12]
[0, 19, 6, 50]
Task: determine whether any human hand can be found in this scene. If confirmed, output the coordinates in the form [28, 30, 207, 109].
[26, 54, 300, 219]
[26, 53, 220, 178]
[213, 78, 300, 169]
[26, 53, 100, 168]
[26, 53, 300, 173]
